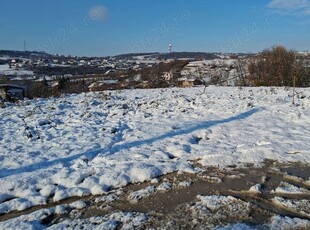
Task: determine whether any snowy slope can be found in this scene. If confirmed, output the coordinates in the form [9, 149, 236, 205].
[0, 64, 33, 76]
[0, 86, 309, 213]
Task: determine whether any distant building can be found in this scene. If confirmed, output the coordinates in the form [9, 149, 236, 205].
[0, 84, 25, 101]
[177, 78, 195, 87]
[163, 71, 173, 81]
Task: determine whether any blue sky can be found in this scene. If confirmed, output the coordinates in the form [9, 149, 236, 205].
[0, 0, 310, 56]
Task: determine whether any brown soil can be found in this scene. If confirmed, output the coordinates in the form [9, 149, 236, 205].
[1, 160, 309, 229]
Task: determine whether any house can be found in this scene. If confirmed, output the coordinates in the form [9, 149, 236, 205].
[163, 71, 173, 81]
[177, 78, 195, 87]
[182, 79, 195, 87]
[163, 70, 182, 81]
[0, 84, 25, 101]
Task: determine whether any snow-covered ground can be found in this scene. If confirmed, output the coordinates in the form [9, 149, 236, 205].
[0, 64, 33, 76]
[272, 197, 310, 217]
[272, 181, 310, 194]
[0, 86, 309, 217]
[195, 196, 310, 229]
[218, 216, 310, 230]
[0, 207, 148, 230]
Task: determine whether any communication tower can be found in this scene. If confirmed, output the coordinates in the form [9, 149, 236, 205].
[168, 44, 172, 53]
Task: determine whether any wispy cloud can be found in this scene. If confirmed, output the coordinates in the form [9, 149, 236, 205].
[267, 0, 310, 17]
[267, 0, 309, 10]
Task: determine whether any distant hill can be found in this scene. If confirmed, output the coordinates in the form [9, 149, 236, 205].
[0, 50, 55, 59]
[155, 52, 219, 60]
[113, 53, 160, 59]
[113, 52, 220, 60]
[0, 50, 252, 61]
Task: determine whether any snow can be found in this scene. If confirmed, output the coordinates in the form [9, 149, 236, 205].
[272, 181, 309, 194]
[150, 178, 160, 184]
[69, 200, 87, 210]
[268, 215, 310, 229]
[218, 216, 310, 230]
[157, 181, 172, 191]
[0, 208, 147, 230]
[272, 197, 310, 217]
[217, 223, 255, 230]
[0, 64, 33, 76]
[47, 212, 148, 230]
[216, 196, 310, 229]
[0, 64, 11, 71]
[178, 181, 192, 187]
[0, 208, 54, 230]
[248, 184, 262, 193]
[0, 86, 310, 215]
[128, 186, 156, 203]
[94, 194, 118, 203]
[189, 195, 254, 228]
[0, 194, 15, 203]
[103, 79, 118, 84]
[194, 195, 244, 212]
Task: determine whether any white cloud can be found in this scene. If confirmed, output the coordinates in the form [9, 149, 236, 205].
[267, 0, 310, 18]
[267, 0, 309, 10]
[88, 5, 108, 22]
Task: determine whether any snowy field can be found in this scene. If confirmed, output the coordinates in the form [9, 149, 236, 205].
[0, 64, 33, 76]
[0, 86, 310, 227]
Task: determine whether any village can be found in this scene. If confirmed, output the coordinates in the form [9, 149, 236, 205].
[1, 49, 310, 102]
[0, 50, 256, 100]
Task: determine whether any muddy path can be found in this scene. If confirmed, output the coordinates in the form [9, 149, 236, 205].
[1, 160, 309, 228]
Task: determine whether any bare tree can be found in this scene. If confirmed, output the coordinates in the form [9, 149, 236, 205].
[235, 58, 248, 86]
[248, 46, 309, 87]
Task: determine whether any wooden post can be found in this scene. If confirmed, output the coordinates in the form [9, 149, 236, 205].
[292, 75, 296, 105]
